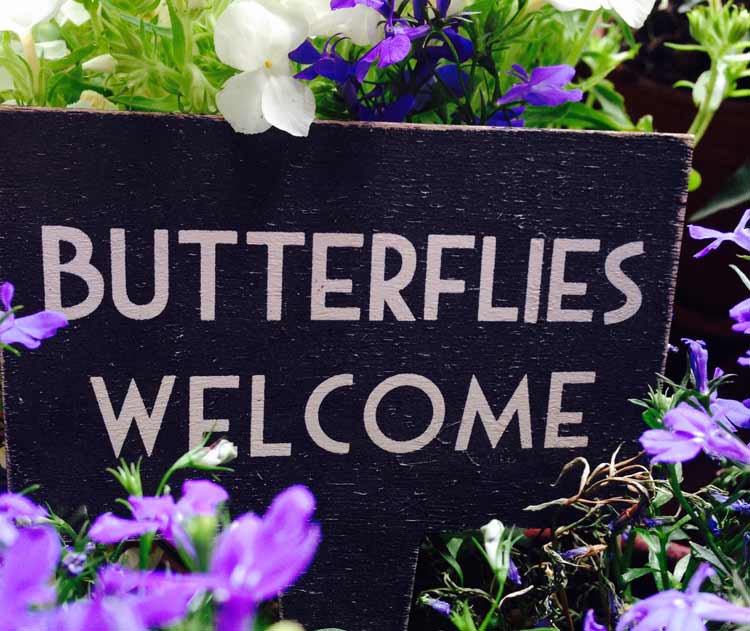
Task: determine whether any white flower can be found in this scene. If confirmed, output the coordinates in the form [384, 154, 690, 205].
[35, 39, 69, 59]
[191, 438, 239, 467]
[547, 0, 656, 29]
[0, 0, 63, 38]
[56, 0, 89, 27]
[67, 89, 118, 110]
[82, 53, 116, 74]
[214, 0, 315, 136]
[287, 0, 382, 47]
[481, 519, 505, 572]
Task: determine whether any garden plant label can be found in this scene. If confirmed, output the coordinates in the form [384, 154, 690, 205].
[0, 108, 691, 630]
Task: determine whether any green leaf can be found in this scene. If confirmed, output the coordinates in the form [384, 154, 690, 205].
[672, 553, 692, 584]
[621, 567, 655, 583]
[688, 169, 703, 192]
[689, 542, 723, 570]
[690, 161, 750, 221]
[730, 264, 750, 293]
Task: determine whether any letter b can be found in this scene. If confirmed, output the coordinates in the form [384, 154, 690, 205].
[42, 226, 104, 320]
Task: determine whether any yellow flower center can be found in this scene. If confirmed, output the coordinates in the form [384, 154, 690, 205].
[265, 59, 273, 69]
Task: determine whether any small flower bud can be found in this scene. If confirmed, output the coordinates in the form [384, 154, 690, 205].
[82, 54, 117, 74]
[481, 519, 505, 573]
[192, 439, 238, 468]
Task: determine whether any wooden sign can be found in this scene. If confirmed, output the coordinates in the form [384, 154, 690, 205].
[0, 107, 691, 630]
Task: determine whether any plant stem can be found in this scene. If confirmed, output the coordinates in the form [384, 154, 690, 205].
[565, 10, 600, 68]
[477, 581, 503, 631]
[19, 32, 39, 103]
[667, 465, 731, 573]
[686, 59, 721, 146]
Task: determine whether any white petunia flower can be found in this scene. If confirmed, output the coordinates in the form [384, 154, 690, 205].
[0, 0, 63, 38]
[214, 0, 315, 136]
[287, 0, 382, 47]
[56, 0, 89, 27]
[82, 53, 116, 74]
[547, 0, 656, 28]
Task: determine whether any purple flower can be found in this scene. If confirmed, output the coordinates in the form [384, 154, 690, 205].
[89, 479, 229, 558]
[561, 546, 589, 560]
[508, 557, 522, 584]
[497, 65, 583, 108]
[51, 565, 204, 631]
[487, 106, 525, 127]
[730, 298, 750, 334]
[584, 610, 608, 631]
[0, 492, 47, 547]
[707, 516, 721, 536]
[0, 282, 67, 350]
[355, 9, 430, 81]
[209, 485, 320, 631]
[423, 596, 452, 616]
[682, 338, 750, 429]
[688, 209, 750, 258]
[291, 39, 353, 84]
[711, 492, 750, 515]
[616, 564, 750, 631]
[331, 0, 385, 9]
[63, 550, 88, 576]
[684, 338, 709, 393]
[639, 403, 750, 464]
[0, 526, 60, 631]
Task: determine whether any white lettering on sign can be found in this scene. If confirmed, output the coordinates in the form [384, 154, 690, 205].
[91, 373, 597, 458]
[43, 227, 645, 325]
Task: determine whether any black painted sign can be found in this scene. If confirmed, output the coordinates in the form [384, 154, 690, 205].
[0, 108, 691, 630]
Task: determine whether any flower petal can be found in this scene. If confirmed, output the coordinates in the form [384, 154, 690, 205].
[214, 1, 307, 73]
[217, 71, 272, 135]
[608, 0, 657, 29]
[178, 480, 229, 516]
[261, 74, 316, 137]
[0, 282, 13, 312]
[14, 310, 68, 341]
[88, 513, 159, 544]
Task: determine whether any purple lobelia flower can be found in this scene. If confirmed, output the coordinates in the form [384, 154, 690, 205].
[497, 65, 583, 107]
[51, 565, 204, 631]
[422, 595, 451, 616]
[209, 485, 320, 631]
[688, 209, 750, 258]
[291, 39, 354, 84]
[355, 4, 430, 81]
[0, 492, 47, 547]
[730, 298, 750, 334]
[487, 106, 525, 127]
[89, 479, 228, 558]
[331, 0, 385, 9]
[584, 610, 608, 631]
[0, 526, 60, 631]
[711, 492, 750, 515]
[617, 564, 750, 631]
[0, 282, 67, 350]
[640, 402, 750, 464]
[682, 338, 750, 429]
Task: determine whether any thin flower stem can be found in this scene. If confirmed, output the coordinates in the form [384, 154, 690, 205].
[477, 581, 504, 631]
[155, 463, 179, 496]
[687, 59, 720, 146]
[667, 465, 731, 573]
[564, 10, 600, 68]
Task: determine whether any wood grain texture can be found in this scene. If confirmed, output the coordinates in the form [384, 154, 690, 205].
[0, 107, 692, 630]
